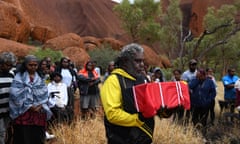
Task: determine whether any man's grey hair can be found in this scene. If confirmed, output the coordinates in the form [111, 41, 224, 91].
[115, 43, 144, 68]
[0, 52, 16, 65]
[119, 43, 144, 59]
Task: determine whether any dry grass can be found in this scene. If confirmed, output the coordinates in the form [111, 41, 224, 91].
[153, 118, 204, 144]
[47, 117, 107, 144]
[47, 81, 240, 144]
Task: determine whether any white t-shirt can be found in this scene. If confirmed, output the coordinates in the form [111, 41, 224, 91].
[61, 69, 72, 87]
[48, 81, 68, 108]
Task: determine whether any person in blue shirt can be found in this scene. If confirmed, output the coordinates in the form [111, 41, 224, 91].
[181, 59, 198, 83]
[222, 68, 239, 113]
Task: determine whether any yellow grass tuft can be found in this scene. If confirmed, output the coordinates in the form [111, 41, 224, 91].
[153, 118, 204, 144]
[48, 118, 107, 144]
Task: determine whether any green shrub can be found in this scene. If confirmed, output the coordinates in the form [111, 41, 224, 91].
[30, 47, 63, 62]
[88, 45, 119, 74]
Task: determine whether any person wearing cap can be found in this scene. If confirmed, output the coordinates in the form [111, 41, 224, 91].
[0, 52, 16, 143]
[181, 59, 198, 123]
[181, 59, 198, 83]
[9, 55, 52, 144]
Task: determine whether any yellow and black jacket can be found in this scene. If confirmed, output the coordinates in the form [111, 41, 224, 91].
[100, 68, 154, 144]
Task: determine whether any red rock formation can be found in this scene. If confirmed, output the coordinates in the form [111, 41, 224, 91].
[62, 47, 90, 68]
[30, 26, 57, 43]
[0, 38, 35, 60]
[3, 0, 236, 68]
[3, 0, 128, 42]
[82, 36, 101, 51]
[100, 37, 124, 50]
[142, 45, 164, 68]
[43, 33, 84, 51]
[0, 1, 31, 43]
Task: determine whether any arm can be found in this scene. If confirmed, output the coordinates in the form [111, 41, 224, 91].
[62, 83, 68, 106]
[222, 75, 236, 89]
[209, 80, 217, 99]
[100, 75, 143, 127]
[78, 74, 92, 83]
[188, 78, 199, 89]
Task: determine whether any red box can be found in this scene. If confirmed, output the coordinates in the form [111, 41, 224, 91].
[133, 81, 190, 118]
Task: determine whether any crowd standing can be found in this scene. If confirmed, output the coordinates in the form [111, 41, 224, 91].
[0, 43, 240, 143]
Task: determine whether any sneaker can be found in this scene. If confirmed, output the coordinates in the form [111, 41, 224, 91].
[46, 131, 55, 140]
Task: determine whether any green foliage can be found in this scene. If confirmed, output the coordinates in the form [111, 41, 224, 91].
[159, 0, 182, 59]
[88, 45, 119, 73]
[30, 47, 63, 62]
[204, 5, 237, 31]
[115, 0, 240, 77]
[114, 0, 162, 42]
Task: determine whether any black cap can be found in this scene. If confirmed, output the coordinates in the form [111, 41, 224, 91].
[189, 59, 197, 65]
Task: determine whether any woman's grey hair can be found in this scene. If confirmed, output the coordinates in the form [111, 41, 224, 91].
[18, 55, 39, 75]
[24, 55, 38, 64]
[0, 52, 16, 65]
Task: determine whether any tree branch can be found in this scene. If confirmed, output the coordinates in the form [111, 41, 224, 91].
[193, 21, 233, 58]
[197, 23, 240, 59]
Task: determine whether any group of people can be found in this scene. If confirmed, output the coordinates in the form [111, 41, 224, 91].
[0, 52, 102, 143]
[1, 42, 240, 144]
[100, 43, 240, 144]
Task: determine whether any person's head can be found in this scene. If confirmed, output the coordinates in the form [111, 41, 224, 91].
[107, 61, 115, 73]
[38, 59, 50, 74]
[227, 68, 236, 77]
[196, 68, 206, 80]
[50, 72, 62, 83]
[60, 57, 70, 69]
[85, 61, 94, 71]
[206, 68, 214, 76]
[153, 67, 163, 79]
[189, 59, 198, 72]
[173, 69, 182, 81]
[115, 43, 144, 78]
[20, 55, 39, 75]
[0, 52, 16, 73]
[44, 56, 52, 65]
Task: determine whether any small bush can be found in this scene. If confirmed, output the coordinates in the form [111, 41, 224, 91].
[30, 47, 63, 62]
[88, 45, 119, 74]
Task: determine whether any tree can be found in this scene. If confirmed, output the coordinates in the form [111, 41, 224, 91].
[114, 0, 162, 43]
[114, 0, 240, 76]
[190, 2, 240, 76]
